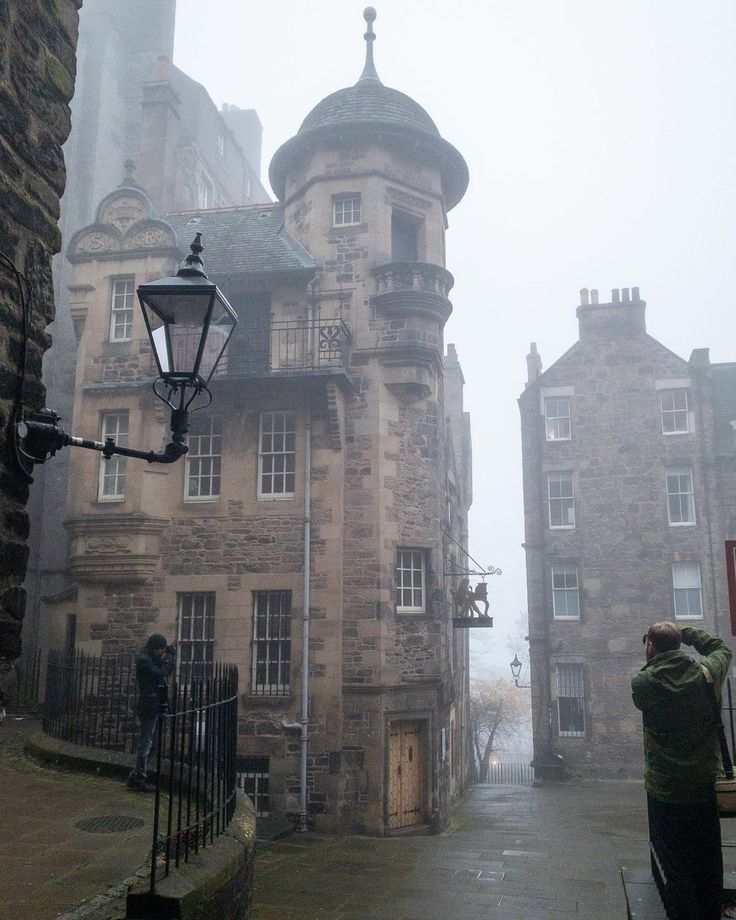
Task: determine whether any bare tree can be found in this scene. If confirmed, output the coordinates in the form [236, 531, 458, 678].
[470, 678, 529, 782]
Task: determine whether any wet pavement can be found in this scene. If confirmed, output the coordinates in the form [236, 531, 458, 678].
[252, 782, 736, 920]
[0, 717, 149, 920]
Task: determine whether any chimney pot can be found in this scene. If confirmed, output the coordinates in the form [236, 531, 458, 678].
[632, 286, 640, 302]
[591, 289, 599, 304]
[612, 288, 620, 303]
[580, 288, 590, 306]
[622, 287, 630, 303]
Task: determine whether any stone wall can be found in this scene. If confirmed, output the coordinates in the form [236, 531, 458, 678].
[0, 1, 81, 673]
[521, 292, 735, 779]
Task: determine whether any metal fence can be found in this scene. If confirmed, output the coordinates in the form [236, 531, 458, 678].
[486, 759, 535, 786]
[42, 649, 138, 752]
[149, 663, 238, 893]
[40, 650, 239, 895]
[9, 648, 43, 712]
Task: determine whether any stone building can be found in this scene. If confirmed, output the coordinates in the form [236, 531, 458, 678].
[0, 3, 81, 682]
[519, 287, 736, 779]
[25, 0, 268, 649]
[42, 11, 473, 833]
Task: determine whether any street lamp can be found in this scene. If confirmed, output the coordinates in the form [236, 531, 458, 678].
[510, 653, 531, 688]
[15, 234, 236, 470]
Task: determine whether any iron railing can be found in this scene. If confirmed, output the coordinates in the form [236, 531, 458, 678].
[43, 649, 138, 752]
[40, 650, 239, 894]
[149, 663, 238, 893]
[222, 317, 351, 377]
[486, 759, 535, 786]
[9, 648, 43, 712]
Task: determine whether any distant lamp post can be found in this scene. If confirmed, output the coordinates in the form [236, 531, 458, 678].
[510, 653, 531, 689]
[15, 234, 236, 471]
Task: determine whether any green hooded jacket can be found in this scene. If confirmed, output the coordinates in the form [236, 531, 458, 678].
[631, 626, 732, 803]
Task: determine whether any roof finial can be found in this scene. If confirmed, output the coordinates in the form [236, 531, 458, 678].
[359, 7, 382, 85]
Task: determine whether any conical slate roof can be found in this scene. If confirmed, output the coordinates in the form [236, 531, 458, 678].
[299, 81, 440, 138]
[269, 8, 468, 210]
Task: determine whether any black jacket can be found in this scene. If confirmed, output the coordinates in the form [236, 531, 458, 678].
[135, 651, 173, 717]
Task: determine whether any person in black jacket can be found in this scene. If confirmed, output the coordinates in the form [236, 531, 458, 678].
[127, 634, 175, 792]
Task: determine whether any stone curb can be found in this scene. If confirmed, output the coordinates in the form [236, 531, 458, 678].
[25, 726, 256, 919]
[24, 725, 135, 779]
[126, 792, 256, 920]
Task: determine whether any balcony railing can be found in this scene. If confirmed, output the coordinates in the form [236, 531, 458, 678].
[372, 262, 455, 300]
[216, 317, 352, 379]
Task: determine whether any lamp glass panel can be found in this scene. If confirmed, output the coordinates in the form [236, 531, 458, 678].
[140, 289, 214, 377]
[198, 301, 236, 382]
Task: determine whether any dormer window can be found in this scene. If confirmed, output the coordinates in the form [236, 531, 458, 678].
[333, 195, 361, 226]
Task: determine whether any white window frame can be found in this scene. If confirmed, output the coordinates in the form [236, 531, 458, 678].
[217, 129, 225, 158]
[333, 194, 361, 227]
[396, 548, 426, 612]
[545, 397, 571, 441]
[258, 411, 296, 499]
[97, 412, 128, 501]
[251, 590, 291, 695]
[177, 592, 216, 681]
[551, 564, 580, 619]
[185, 415, 222, 502]
[109, 277, 135, 342]
[237, 757, 270, 817]
[197, 172, 213, 210]
[666, 467, 696, 526]
[548, 472, 575, 529]
[661, 389, 690, 435]
[672, 562, 703, 619]
[556, 663, 585, 737]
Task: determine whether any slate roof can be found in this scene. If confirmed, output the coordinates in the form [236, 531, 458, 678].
[164, 205, 317, 278]
[299, 81, 440, 137]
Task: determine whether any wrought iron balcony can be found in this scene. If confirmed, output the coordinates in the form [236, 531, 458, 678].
[158, 317, 352, 380]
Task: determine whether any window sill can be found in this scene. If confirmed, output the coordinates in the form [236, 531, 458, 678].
[183, 496, 221, 504]
[668, 522, 696, 528]
[549, 525, 576, 531]
[257, 494, 295, 502]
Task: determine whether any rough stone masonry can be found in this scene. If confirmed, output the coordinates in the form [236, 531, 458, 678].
[0, 2, 81, 680]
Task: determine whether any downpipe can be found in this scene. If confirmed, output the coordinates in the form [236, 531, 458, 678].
[298, 407, 312, 832]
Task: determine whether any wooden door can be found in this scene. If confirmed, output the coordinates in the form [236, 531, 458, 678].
[388, 720, 423, 830]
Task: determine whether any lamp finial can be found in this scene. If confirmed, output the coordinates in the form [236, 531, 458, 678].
[178, 233, 207, 278]
[358, 7, 381, 84]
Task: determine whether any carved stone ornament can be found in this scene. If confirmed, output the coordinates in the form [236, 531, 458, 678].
[99, 196, 147, 234]
[85, 536, 133, 555]
[125, 226, 173, 250]
[75, 230, 120, 254]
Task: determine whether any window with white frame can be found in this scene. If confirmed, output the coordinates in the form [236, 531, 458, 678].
[395, 549, 426, 611]
[551, 564, 580, 619]
[548, 472, 575, 528]
[259, 411, 295, 498]
[197, 173, 213, 210]
[672, 562, 703, 619]
[545, 397, 571, 441]
[185, 415, 222, 501]
[217, 129, 225, 158]
[98, 412, 128, 501]
[236, 756, 270, 816]
[661, 390, 689, 434]
[556, 663, 585, 737]
[177, 592, 215, 681]
[333, 195, 361, 226]
[666, 468, 695, 525]
[110, 277, 135, 341]
[251, 590, 291, 695]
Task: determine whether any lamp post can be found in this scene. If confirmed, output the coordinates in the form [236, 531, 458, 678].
[15, 234, 236, 470]
[510, 653, 531, 689]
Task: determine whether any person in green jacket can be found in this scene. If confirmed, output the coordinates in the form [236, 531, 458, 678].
[632, 622, 732, 920]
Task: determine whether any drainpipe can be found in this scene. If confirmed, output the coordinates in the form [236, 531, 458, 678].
[297, 406, 312, 833]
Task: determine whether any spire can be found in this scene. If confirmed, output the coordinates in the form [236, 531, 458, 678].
[358, 7, 382, 85]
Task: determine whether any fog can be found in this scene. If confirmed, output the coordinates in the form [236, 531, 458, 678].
[174, 0, 736, 680]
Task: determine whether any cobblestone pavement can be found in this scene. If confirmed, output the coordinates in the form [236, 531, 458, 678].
[0, 717, 150, 920]
[252, 783, 736, 920]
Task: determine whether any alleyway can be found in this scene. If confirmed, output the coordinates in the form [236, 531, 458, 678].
[253, 782, 657, 920]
